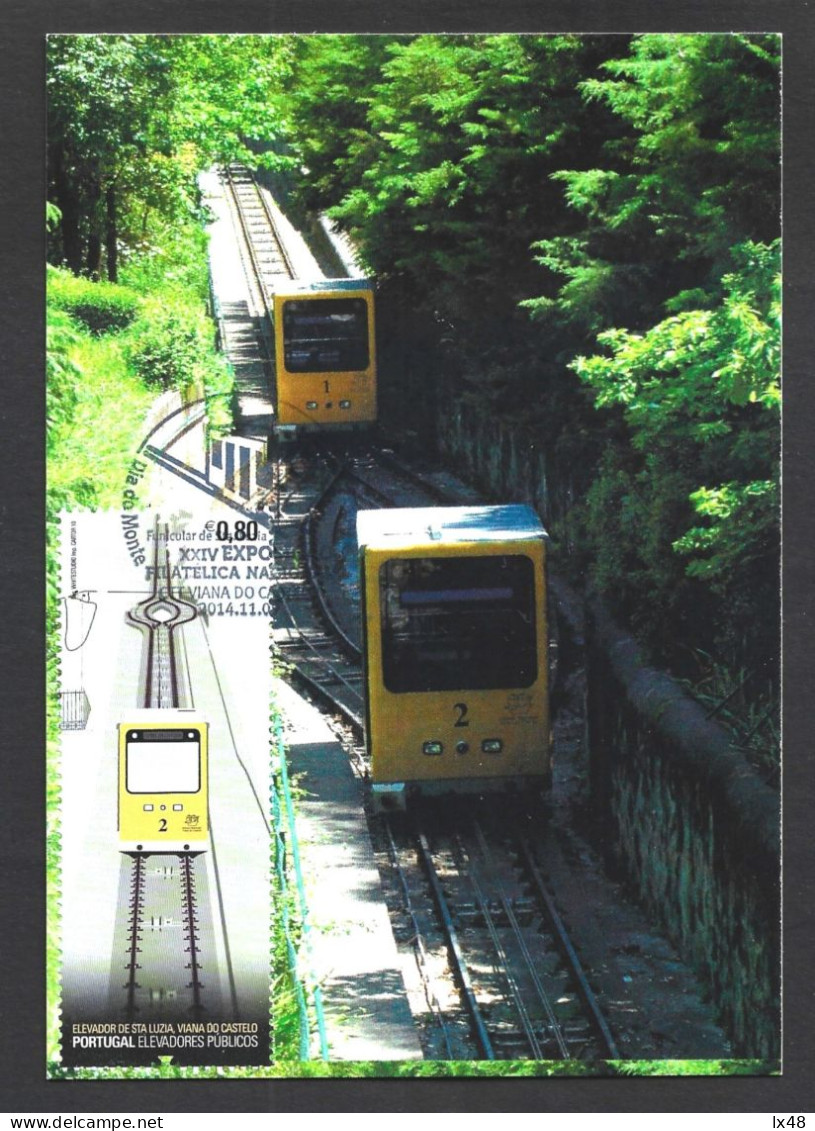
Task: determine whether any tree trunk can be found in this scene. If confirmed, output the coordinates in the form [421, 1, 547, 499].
[85, 179, 102, 279]
[105, 185, 118, 283]
[49, 145, 83, 273]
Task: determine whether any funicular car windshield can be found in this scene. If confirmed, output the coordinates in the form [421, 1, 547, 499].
[126, 729, 201, 793]
[282, 297, 369, 372]
[379, 555, 537, 693]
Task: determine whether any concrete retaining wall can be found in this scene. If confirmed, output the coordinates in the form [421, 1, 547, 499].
[436, 398, 561, 530]
[585, 600, 779, 1057]
[140, 381, 205, 444]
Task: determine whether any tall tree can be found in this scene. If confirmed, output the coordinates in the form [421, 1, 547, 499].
[284, 36, 620, 333]
[47, 35, 291, 280]
[47, 37, 177, 278]
[526, 34, 781, 334]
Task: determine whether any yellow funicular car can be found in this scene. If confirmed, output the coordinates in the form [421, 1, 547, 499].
[118, 711, 209, 853]
[273, 278, 377, 433]
[357, 504, 551, 810]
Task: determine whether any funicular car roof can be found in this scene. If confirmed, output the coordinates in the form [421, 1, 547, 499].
[357, 504, 546, 552]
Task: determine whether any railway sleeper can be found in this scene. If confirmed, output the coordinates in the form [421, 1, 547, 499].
[551, 993, 588, 1022]
[560, 1020, 595, 1040]
[454, 901, 537, 931]
[284, 634, 335, 652]
[490, 1027, 557, 1056]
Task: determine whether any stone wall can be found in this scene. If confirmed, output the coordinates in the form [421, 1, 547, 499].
[437, 398, 566, 533]
[585, 600, 780, 1058]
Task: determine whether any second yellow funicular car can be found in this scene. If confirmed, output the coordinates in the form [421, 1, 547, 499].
[357, 504, 551, 810]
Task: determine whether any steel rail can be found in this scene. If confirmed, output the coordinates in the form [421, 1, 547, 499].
[124, 853, 146, 1019]
[222, 167, 278, 339]
[374, 447, 457, 505]
[129, 521, 197, 709]
[472, 823, 570, 1058]
[179, 853, 205, 1018]
[383, 821, 455, 1059]
[415, 831, 495, 1060]
[270, 454, 367, 725]
[283, 656, 365, 732]
[453, 833, 547, 1060]
[229, 164, 297, 281]
[274, 591, 364, 710]
[517, 838, 621, 1060]
[223, 165, 295, 323]
[337, 463, 398, 510]
[164, 540, 180, 708]
[121, 853, 209, 1022]
[277, 447, 614, 1062]
[295, 445, 454, 673]
[303, 508, 362, 661]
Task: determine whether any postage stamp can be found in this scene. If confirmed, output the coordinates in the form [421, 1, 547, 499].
[57, 509, 274, 1068]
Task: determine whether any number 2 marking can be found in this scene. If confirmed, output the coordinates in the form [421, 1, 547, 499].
[158, 818, 168, 833]
[454, 702, 470, 727]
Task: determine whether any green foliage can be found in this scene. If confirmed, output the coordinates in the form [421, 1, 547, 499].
[163, 36, 291, 168]
[46, 307, 82, 445]
[678, 649, 779, 779]
[47, 35, 293, 280]
[578, 34, 780, 251]
[392, 1058, 604, 1078]
[283, 36, 615, 339]
[125, 297, 233, 436]
[47, 322, 155, 513]
[674, 480, 777, 582]
[529, 34, 780, 337]
[615, 1059, 778, 1076]
[576, 242, 780, 418]
[128, 303, 207, 389]
[49, 1055, 776, 1081]
[571, 240, 779, 681]
[47, 267, 141, 333]
[117, 212, 211, 299]
[572, 242, 778, 577]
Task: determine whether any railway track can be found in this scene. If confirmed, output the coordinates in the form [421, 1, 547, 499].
[218, 169, 617, 1060]
[114, 520, 227, 1025]
[268, 442, 620, 1060]
[223, 164, 296, 325]
[126, 519, 198, 708]
[399, 818, 620, 1060]
[269, 447, 366, 725]
[114, 851, 223, 1021]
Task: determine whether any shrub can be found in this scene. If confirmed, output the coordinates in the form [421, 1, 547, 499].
[46, 308, 82, 444]
[127, 300, 234, 425]
[47, 267, 141, 334]
[128, 306, 205, 389]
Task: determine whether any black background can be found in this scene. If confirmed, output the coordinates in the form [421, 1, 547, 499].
[3, 0, 813, 1113]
